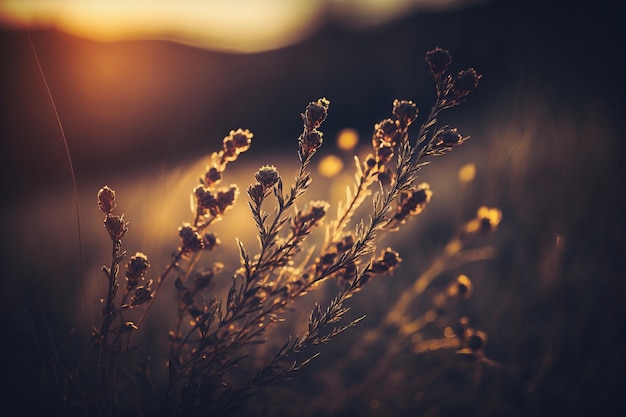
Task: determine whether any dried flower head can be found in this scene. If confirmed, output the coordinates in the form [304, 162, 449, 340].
[131, 281, 153, 307]
[179, 223, 204, 252]
[247, 183, 265, 205]
[203, 233, 220, 251]
[230, 128, 253, 153]
[255, 165, 280, 190]
[425, 47, 452, 77]
[392, 99, 418, 128]
[436, 128, 463, 146]
[297, 200, 330, 227]
[98, 185, 116, 214]
[374, 118, 399, 145]
[452, 68, 481, 98]
[204, 166, 222, 187]
[393, 183, 432, 224]
[376, 142, 394, 164]
[222, 128, 253, 162]
[299, 130, 324, 156]
[104, 214, 128, 241]
[125, 252, 150, 289]
[196, 185, 239, 217]
[371, 247, 402, 274]
[302, 97, 330, 130]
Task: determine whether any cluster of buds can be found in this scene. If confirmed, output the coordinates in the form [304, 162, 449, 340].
[98, 185, 128, 242]
[194, 129, 251, 223]
[130, 281, 154, 307]
[125, 252, 150, 290]
[299, 98, 329, 160]
[247, 165, 281, 206]
[292, 200, 330, 233]
[178, 223, 205, 253]
[124, 252, 153, 308]
[357, 248, 402, 287]
[221, 128, 253, 164]
[315, 234, 354, 280]
[194, 184, 239, 218]
[365, 99, 419, 186]
[390, 183, 433, 228]
[425, 47, 481, 109]
[427, 127, 469, 156]
[370, 248, 402, 275]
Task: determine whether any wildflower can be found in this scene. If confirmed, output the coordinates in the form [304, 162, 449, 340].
[196, 185, 239, 217]
[125, 252, 150, 290]
[296, 200, 329, 227]
[131, 281, 153, 307]
[215, 185, 239, 215]
[435, 128, 463, 146]
[203, 233, 220, 251]
[204, 166, 222, 187]
[393, 183, 432, 223]
[179, 223, 204, 252]
[377, 168, 395, 188]
[376, 143, 394, 164]
[302, 97, 330, 130]
[299, 129, 324, 155]
[452, 68, 481, 98]
[392, 99, 418, 128]
[230, 128, 253, 153]
[425, 47, 452, 77]
[254, 165, 280, 190]
[98, 185, 116, 214]
[104, 214, 128, 241]
[247, 183, 265, 205]
[222, 128, 253, 162]
[370, 248, 402, 274]
[374, 119, 399, 145]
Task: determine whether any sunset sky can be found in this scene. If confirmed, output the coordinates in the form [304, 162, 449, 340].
[0, 0, 487, 52]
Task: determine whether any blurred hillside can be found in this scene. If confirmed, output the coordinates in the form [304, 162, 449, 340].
[1, 0, 626, 416]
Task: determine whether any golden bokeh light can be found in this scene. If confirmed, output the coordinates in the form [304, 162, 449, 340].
[458, 162, 476, 183]
[317, 154, 344, 178]
[336, 128, 359, 151]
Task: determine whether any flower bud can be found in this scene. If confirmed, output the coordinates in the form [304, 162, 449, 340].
[98, 186, 116, 214]
[425, 47, 452, 77]
[452, 68, 481, 98]
[302, 97, 330, 130]
[299, 130, 324, 155]
[179, 223, 204, 252]
[104, 214, 128, 241]
[254, 165, 280, 190]
[392, 99, 418, 128]
[125, 252, 150, 289]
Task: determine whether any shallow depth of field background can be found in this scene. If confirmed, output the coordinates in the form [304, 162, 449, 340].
[1, 0, 625, 416]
